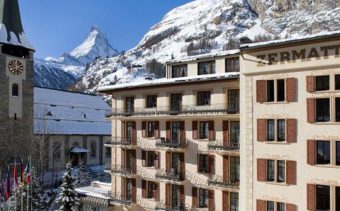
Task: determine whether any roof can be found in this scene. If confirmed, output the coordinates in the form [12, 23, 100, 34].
[76, 181, 111, 200]
[98, 72, 240, 92]
[240, 30, 340, 51]
[34, 87, 111, 135]
[166, 49, 240, 64]
[0, 0, 33, 50]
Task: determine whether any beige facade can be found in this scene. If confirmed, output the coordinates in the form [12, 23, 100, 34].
[240, 34, 340, 210]
[101, 52, 241, 210]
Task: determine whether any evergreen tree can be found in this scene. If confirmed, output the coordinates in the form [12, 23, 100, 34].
[31, 167, 48, 211]
[56, 164, 78, 211]
[74, 163, 92, 187]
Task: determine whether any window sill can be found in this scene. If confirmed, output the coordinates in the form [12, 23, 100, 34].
[265, 141, 288, 145]
[314, 164, 340, 169]
[264, 181, 288, 186]
[314, 122, 340, 125]
[262, 101, 288, 105]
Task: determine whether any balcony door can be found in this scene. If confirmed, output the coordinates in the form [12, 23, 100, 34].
[125, 97, 134, 113]
[126, 122, 133, 142]
[230, 121, 240, 147]
[171, 93, 182, 112]
[172, 153, 181, 174]
[172, 122, 181, 144]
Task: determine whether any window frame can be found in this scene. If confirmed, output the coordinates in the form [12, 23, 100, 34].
[316, 185, 330, 211]
[172, 64, 188, 78]
[336, 141, 340, 166]
[146, 121, 156, 138]
[315, 75, 330, 91]
[225, 57, 240, 72]
[228, 89, 240, 113]
[197, 91, 211, 106]
[266, 201, 286, 211]
[264, 79, 287, 103]
[198, 188, 209, 208]
[198, 121, 209, 140]
[198, 60, 216, 75]
[316, 140, 331, 165]
[315, 98, 331, 122]
[90, 141, 97, 159]
[12, 83, 19, 97]
[335, 74, 340, 90]
[198, 154, 210, 174]
[266, 159, 286, 183]
[230, 121, 240, 146]
[146, 95, 157, 108]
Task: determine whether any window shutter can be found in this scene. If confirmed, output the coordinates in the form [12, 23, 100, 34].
[286, 203, 297, 211]
[256, 80, 266, 103]
[180, 121, 185, 146]
[131, 179, 136, 203]
[306, 76, 315, 92]
[256, 200, 266, 211]
[286, 78, 297, 102]
[257, 119, 266, 142]
[121, 121, 126, 139]
[192, 121, 198, 140]
[121, 149, 126, 169]
[142, 121, 146, 138]
[142, 150, 146, 167]
[155, 121, 160, 139]
[142, 180, 146, 198]
[307, 140, 315, 165]
[166, 152, 171, 172]
[179, 153, 185, 178]
[154, 183, 160, 201]
[121, 178, 126, 199]
[209, 155, 215, 175]
[307, 98, 315, 123]
[165, 184, 171, 207]
[209, 121, 215, 141]
[223, 121, 229, 146]
[257, 159, 266, 182]
[286, 160, 296, 185]
[197, 154, 200, 172]
[287, 119, 297, 143]
[155, 152, 160, 169]
[307, 184, 315, 210]
[223, 155, 229, 183]
[132, 121, 137, 145]
[192, 187, 198, 208]
[208, 190, 215, 210]
[166, 121, 171, 141]
[180, 185, 185, 207]
[222, 191, 229, 211]
[131, 150, 137, 174]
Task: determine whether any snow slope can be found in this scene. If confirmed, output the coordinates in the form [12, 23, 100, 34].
[34, 26, 118, 89]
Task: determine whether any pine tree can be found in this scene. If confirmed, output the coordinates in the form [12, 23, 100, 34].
[74, 163, 92, 187]
[31, 167, 48, 211]
[56, 164, 78, 211]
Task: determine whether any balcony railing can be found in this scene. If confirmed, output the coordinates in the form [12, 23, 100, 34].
[207, 175, 239, 190]
[109, 165, 136, 176]
[208, 141, 240, 152]
[107, 104, 238, 117]
[156, 138, 188, 149]
[155, 169, 185, 182]
[156, 200, 189, 211]
[111, 192, 132, 206]
[105, 137, 136, 146]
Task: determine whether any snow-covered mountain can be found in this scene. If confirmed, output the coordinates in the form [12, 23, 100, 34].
[74, 0, 340, 93]
[34, 26, 118, 90]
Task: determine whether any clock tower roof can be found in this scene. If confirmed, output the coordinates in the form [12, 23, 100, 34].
[0, 0, 34, 50]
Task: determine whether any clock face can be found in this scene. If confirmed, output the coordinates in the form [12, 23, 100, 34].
[8, 60, 24, 75]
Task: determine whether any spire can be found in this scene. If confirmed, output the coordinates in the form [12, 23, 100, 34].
[0, 0, 33, 50]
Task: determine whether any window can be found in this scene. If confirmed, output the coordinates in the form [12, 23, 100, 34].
[230, 192, 239, 211]
[277, 202, 285, 211]
[336, 98, 340, 122]
[266, 160, 275, 182]
[147, 182, 157, 198]
[90, 141, 96, 158]
[12, 84, 19, 97]
[197, 91, 211, 106]
[267, 80, 275, 102]
[336, 142, 340, 166]
[147, 151, 156, 167]
[277, 120, 285, 142]
[172, 185, 181, 207]
[125, 97, 134, 113]
[336, 75, 340, 90]
[267, 120, 275, 141]
[171, 153, 181, 173]
[316, 141, 330, 165]
[226, 57, 239, 72]
[336, 187, 340, 210]
[105, 147, 111, 158]
[198, 61, 215, 75]
[266, 201, 285, 211]
[315, 76, 330, 91]
[230, 121, 240, 146]
[228, 89, 239, 113]
[277, 79, 285, 102]
[230, 157, 240, 181]
[126, 179, 132, 200]
[171, 122, 181, 143]
[146, 95, 157, 108]
[172, 64, 187, 78]
[198, 189, 208, 208]
[267, 201, 274, 211]
[199, 122, 209, 139]
[277, 160, 285, 183]
[170, 93, 182, 111]
[316, 98, 330, 122]
[52, 141, 61, 160]
[198, 154, 209, 173]
[126, 122, 133, 142]
[147, 122, 156, 138]
[316, 185, 330, 211]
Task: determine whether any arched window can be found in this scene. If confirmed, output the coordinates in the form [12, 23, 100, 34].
[53, 141, 61, 160]
[12, 84, 18, 97]
[90, 141, 96, 158]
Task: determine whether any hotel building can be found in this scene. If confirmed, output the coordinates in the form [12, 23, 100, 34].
[99, 50, 241, 211]
[240, 32, 340, 211]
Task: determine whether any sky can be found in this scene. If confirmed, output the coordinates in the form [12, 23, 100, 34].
[19, 0, 193, 58]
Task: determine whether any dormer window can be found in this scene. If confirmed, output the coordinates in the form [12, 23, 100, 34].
[198, 61, 215, 75]
[12, 83, 19, 96]
[172, 64, 187, 78]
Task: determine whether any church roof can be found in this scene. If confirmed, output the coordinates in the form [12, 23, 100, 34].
[0, 0, 34, 50]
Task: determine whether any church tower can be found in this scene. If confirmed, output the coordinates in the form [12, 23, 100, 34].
[0, 0, 34, 168]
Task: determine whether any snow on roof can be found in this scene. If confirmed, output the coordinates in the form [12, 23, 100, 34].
[69, 146, 89, 153]
[0, 24, 34, 50]
[34, 87, 111, 135]
[166, 49, 240, 64]
[76, 181, 111, 200]
[241, 30, 340, 50]
[98, 72, 240, 92]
